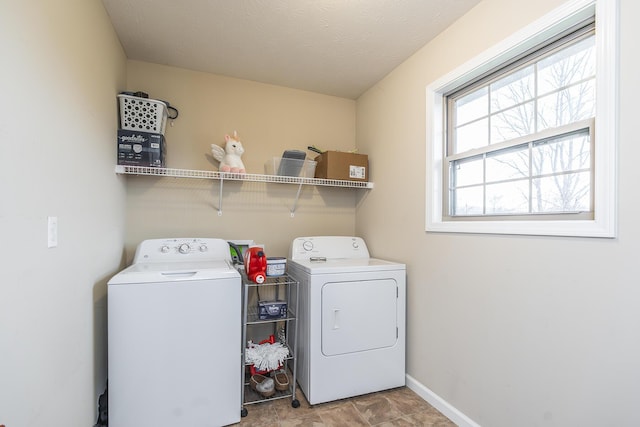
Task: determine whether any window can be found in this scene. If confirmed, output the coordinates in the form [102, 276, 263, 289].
[450, 120, 593, 218]
[449, 26, 595, 219]
[426, 0, 617, 237]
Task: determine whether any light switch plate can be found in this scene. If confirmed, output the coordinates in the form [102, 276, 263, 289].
[48, 216, 58, 248]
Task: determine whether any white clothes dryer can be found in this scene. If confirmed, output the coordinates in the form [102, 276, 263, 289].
[288, 236, 406, 405]
[108, 238, 241, 427]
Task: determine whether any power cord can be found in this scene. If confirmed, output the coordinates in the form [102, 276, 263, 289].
[166, 104, 179, 119]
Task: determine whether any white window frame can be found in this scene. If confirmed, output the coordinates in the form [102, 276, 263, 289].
[426, 0, 618, 238]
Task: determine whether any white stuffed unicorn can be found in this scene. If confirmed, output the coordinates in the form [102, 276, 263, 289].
[211, 130, 246, 173]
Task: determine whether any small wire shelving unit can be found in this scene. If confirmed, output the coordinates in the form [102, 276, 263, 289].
[240, 272, 300, 417]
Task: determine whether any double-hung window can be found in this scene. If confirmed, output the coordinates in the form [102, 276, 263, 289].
[449, 24, 595, 219]
[426, 0, 617, 237]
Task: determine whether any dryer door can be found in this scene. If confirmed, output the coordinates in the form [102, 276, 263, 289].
[321, 279, 398, 356]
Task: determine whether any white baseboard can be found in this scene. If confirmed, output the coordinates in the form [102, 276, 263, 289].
[405, 374, 481, 427]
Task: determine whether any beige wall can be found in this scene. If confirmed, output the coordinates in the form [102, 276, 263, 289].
[0, 1, 126, 425]
[122, 61, 360, 259]
[357, 0, 640, 426]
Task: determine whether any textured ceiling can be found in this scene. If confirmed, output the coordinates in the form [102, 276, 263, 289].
[101, 0, 480, 99]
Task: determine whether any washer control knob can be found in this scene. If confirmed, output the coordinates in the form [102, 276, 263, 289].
[178, 243, 190, 254]
[199, 245, 208, 252]
[302, 240, 314, 251]
[352, 241, 359, 249]
[160, 245, 170, 253]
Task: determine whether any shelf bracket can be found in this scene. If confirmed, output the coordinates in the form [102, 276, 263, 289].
[217, 176, 224, 216]
[289, 182, 304, 217]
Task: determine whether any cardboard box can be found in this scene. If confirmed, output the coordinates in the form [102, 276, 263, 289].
[117, 129, 166, 167]
[314, 151, 368, 181]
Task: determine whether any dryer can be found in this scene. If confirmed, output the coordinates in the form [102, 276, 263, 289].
[288, 236, 406, 405]
[108, 238, 241, 427]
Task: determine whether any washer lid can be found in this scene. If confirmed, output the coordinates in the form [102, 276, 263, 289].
[108, 260, 240, 284]
[288, 257, 405, 275]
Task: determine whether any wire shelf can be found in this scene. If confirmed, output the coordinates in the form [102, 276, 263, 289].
[114, 165, 374, 189]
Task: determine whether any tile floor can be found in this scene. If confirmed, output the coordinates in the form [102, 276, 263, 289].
[236, 385, 457, 426]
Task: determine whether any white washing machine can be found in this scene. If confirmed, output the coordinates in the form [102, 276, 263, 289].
[288, 236, 406, 405]
[108, 238, 241, 427]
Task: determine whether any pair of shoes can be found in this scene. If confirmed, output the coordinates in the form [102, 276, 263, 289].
[272, 370, 290, 391]
[250, 374, 275, 397]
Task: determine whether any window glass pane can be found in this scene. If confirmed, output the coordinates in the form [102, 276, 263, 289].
[456, 87, 488, 125]
[532, 131, 590, 176]
[490, 65, 535, 113]
[443, 22, 597, 222]
[490, 101, 535, 143]
[538, 36, 595, 97]
[485, 145, 529, 183]
[485, 180, 530, 214]
[455, 118, 488, 153]
[452, 156, 483, 187]
[452, 186, 483, 215]
[531, 171, 591, 213]
[537, 80, 595, 130]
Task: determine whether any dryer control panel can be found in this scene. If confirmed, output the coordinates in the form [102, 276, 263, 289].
[290, 236, 370, 260]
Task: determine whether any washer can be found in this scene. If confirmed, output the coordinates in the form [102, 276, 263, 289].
[288, 236, 406, 405]
[108, 238, 241, 427]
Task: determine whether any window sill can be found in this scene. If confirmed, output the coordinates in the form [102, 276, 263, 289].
[426, 217, 615, 238]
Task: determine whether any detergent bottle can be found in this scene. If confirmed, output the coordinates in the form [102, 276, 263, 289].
[245, 247, 267, 284]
